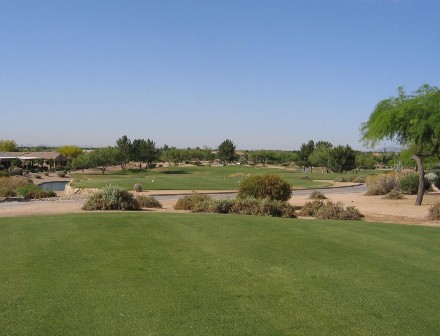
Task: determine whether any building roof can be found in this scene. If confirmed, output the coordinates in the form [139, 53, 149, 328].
[0, 152, 68, 160]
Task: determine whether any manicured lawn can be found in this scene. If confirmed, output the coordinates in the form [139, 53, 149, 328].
[0, 213, 439, 335]
[71, 165, 372, 190]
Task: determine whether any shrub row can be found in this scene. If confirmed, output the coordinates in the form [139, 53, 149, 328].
[299, 200, 364, 221]
[365, 172, 430, 196]
[174, 192, 297, 218]
[82, 185, 162, 211]
[335, 175, 366, 183]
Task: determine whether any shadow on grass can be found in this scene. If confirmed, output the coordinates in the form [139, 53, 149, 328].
[160, 170, 191, 175]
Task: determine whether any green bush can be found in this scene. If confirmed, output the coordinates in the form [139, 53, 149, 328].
[174, 192, 212, 211]
[56, 171, 66, 178]
[428, 202, 440, 220]
[136, 195, 162, 208]
[365, 172, 399, 195]
[82, 185, 140, 211]
[16, 184, 56, 199]
[9, 167, 23, 176]
[237, 174, 292, 201]
[134, 183, 143, 192]
[399, 173, 430, 195]
[300, 200, 363, 220]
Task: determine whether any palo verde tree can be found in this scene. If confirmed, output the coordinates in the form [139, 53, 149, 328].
[217, 139, 237, 163]
[361, 84, 440, 205]
[0, 139, 18, 152]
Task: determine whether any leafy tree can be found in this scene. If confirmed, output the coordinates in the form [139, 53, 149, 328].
[328, 145, 356, 173]
[0, 139, 18, 152]
[86, 147, 119, 174]
[58, 145, 83, 159]
[116, 135, 132, 170]
[361, 85, 440, 205]
[309, 141, 333, 173]
[131, 139, 159, 169]
[355, 152, 376, 169]
[71, 154, 89, 173]
[217, 139, 237, 163]
[296, 140, 315, 171]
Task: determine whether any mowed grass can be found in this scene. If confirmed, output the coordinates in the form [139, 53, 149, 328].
[1, 213, 439, 335]
[71, 165, 371, 190]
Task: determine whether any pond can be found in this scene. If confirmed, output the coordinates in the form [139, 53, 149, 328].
[38, 181, 69, 191]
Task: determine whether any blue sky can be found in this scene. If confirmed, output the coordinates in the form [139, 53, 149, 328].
[1, 0, 439, 150]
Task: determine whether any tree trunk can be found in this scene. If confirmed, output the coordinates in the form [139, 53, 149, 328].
[412, 154, 425, 206]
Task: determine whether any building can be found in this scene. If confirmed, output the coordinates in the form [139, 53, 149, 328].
[0, 152, 69, 169]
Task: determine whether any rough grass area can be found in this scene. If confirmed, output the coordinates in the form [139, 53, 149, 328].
[1, 213, 439, 335]
[71, 166, 374, 190]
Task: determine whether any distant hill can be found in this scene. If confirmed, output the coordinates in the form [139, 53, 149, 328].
[375, 146, 402, 153]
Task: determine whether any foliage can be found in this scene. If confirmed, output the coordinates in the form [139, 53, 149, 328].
[296, 140, 315, 170]
[425, 172, 438, 183]
[174, 192, 212, 211]
[328, 145, 356, 173]
[309, 141, 333, 172]
[355, 152, 376, 169]
[0, 139, 18, 152]
[9, 167, 23, 176]
[116, 135, 132, 170]
[85, 147, 120, 174]
[237, 174, 292, 201]
[399, 173, 430, 195]
[217, 139, 237, 163]
[300, 200, 363, 220]
[382, 189, 404, 200]
[57, 145, 83, 158]
[365, 172, 399, 195]
[135, 195, 162, 208]
[309, 190, 327, 199]
[82, 185, 140, 210]
[131, 138, 159, 169]
[56, 171, 66, 178]
[361, 84, 440, 205]
[428, 202, 440, 220]
[134, 183, 143, 192]
[16, 184, 56, 199]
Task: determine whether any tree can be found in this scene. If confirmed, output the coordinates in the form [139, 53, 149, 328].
[355, 152, 376, 169]
[361, 84, 440, 205]
[58, 145, 83, 159]
[309, 141, 333, 173]
[86, 147, 119, 174]
[217, 139, 236, 163]
[131, 138, 159, 169]
[116, 135, 132, 170]
[0, 139, 18, 152]
[296, 140, 314, 171]
[328, 145, 356, 173]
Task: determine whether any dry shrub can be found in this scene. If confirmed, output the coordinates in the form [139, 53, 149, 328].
[365, 172, 399, 195]
[174, 192, 212, 211]
[136, 195, 162, 208]
[82, 185, 140, 211]
[0, 176, 32, 197]
[428, 202, 440, 220]
[309, 191, 327, 200]
[16, 184, 56, 199]
[134, 183, 143, 192]
[300, 200, 363, 220]
[382, 189, 404, 200]
[238, 174, 292, 201]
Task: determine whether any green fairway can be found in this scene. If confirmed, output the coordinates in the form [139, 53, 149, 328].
[71, 165, 370, 190]
[0, 213, 439, 335]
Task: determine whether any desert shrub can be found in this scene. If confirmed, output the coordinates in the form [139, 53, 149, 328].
[300, 200, 363, 220]
[428, 202, 440, 220]
[56, 171, 66, 178]
[134, 183, 143, 192]
[383, 189, 404, 199]
[229, 197, 297, 218]
[399, 173, 430, 195]
[9, 167, 23, 176]
[43, 172, 49, 176]
[425, 172, 438, 184]
[136, 195, 162, 208]
[82, 185, 140, 211]
[0, 176, 32, 190]
[365, 172, 399, 195]
[208, 198, 235, 214]
[299, 200, 325, 216]
[237, 174, 292, 201]
[174, 192, 212, 211]
[35, 174, 42, 179]
[0, 170, 9, 177]
[0, 187, 16, 197]
[352, 176, 366, 183]
[309, 190, 327, 200]
[16, 184, 56, 199]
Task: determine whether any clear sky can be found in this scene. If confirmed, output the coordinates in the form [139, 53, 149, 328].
[1, 0, 439, 150]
